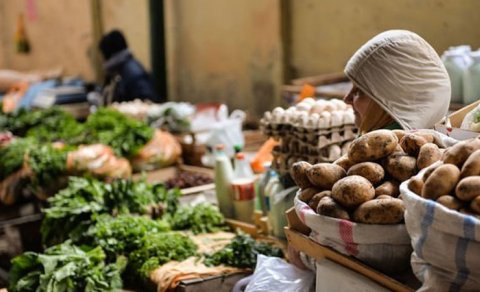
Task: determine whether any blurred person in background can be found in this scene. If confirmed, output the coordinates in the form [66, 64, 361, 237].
[99, 29, 159, 104]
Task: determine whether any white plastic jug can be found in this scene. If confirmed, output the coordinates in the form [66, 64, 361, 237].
[443, 51, 469, 103]
[463, 51, 480, 104]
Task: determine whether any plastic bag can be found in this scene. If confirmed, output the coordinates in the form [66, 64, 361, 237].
[244, 255, 314, 292]
[460, 103, 480, 132]
[130, 129, 181, 171]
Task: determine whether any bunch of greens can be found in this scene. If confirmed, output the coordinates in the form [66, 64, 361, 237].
[128, 232, 197, 279]
[9, 242, 126, 292]
[103, 179, 180, 216]
[41, 177, 106, 246]
[0, 107, 84, 143]
[41, 177, 180, 246]
[84, 108, 154, 157]
[27, 143, 67, 190]
[88, 214, 171, 258]
[204, 233, 283, 269]
[0, 138, 32, 180]
[169, 203, 226, 234]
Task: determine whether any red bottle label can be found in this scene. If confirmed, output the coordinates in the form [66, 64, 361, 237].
[231, 179, 255, 201]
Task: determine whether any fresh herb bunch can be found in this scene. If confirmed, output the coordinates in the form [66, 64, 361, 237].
[169, 203, 226, 234]
[9, 242, 126, 292]
[88, 214, 171, 258]
[0, 138, 32, 180]
[84, 108, 154, 157]
[104, 179, 180, 216]
[41, 177, 106, 246]
[128, 232, 197, 279]
[27, 144, 67, 190]
[204, 233, 283, 269]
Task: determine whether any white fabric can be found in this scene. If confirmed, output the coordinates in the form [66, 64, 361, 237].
[400, 166, 480, 291]
[345, 30, 451, 130]
[294, 192, 412, 275]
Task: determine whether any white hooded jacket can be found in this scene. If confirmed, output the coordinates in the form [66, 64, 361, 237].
[344, 30, 451, 130]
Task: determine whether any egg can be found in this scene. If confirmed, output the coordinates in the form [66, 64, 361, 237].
[296, 102, 312, 112]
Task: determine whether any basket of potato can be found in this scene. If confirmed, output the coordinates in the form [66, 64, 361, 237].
[291, 129, 448, 274]
[401, 137, 480, 291]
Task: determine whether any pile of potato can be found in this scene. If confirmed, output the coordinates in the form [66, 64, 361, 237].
[291, 129, 446, 224]
[408, 137, 480, 217]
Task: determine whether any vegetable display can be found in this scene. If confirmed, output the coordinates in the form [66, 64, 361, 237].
[204, 233, 283, 269]
[41, 177, 180, 246]
[9, 242, 126, 292]
[292, 129, 446, 224]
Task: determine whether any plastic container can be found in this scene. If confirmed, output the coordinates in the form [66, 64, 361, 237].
[443, 51, 469, 103]
[231, 152, 256, 223]
[463, 51, 480, 104]
[214, 144, 235, 218]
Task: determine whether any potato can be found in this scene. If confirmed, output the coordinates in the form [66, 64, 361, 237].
[384, 153, 417, 182]
[290, 161, 313, 189]
[333, 154, 355, 172]
[442, 138, 480, 168]
[400, 133, 428, 156]
[298, 187, 322, 203]
[306, 163, 346, 189]
[375, 180, 400, 198]
[377, 195, 394, 200]
[348, 130, 398, 163]
[353, 198, 405, 224]
[308, 191, 332, 210]
[413, 130, 435, 143]
[470, 196, 480, 214]
[455, 176, 480, 201]
[422, 164, 460, 200]
[417, 143, 442, 170]
[347, 162, 385, 185]
[316, 196, 350, 220]
[460, 149, 480, 178]
[392, 130, 406, 143]
[331, 175, 375, 209]
[436, 195, 463, 210]
[408, 177, 424, 196]
[423, 163, 440, 181]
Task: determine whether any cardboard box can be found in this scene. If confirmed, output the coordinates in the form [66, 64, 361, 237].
[434, 100, 480, 140]
[285, 208, 416, 292]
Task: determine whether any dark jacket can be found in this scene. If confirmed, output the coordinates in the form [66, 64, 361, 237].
[103, 50, 159, 103]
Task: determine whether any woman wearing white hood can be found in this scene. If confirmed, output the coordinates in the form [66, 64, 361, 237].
[343, 30, 451, 133]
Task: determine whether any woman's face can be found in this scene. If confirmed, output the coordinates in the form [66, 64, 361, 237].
[344, 85, 372, 128]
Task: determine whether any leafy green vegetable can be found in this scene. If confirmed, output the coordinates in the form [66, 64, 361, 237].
[169, 203, 226, 234]
[0, 138, 32, 180]
[128, 232, 197, 279]
[41, 177, 106, 246]
[103, 179, 179, 216]
[27, 144, 67, 190]
[84, 108, 154, 157]
[88, 214, 170, 257]
[9, 242, 126, 292]
[204, 233, 283, 269]
[0, 107, 83, 143]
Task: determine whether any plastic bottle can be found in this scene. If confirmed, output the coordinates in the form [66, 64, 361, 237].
[214, 144, 235, 218]
[231, 152, 255, 223]
[443, 51, 469, 103]
[463, 51, 480, 105]
[255, 167, 273, 215]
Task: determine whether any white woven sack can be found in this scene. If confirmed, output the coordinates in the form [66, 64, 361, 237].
[294, 192, 411, 274]
[401, 167, 480, 292]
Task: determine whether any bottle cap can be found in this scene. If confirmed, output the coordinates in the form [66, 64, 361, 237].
[236, 152, 245, 160]
[233, 144, 242, 153]
[215, 144, 225, 150]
